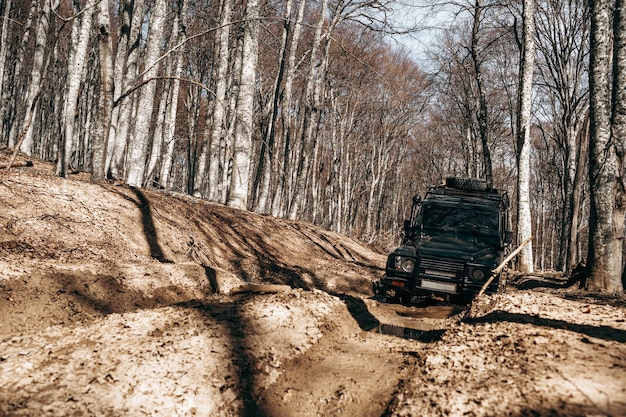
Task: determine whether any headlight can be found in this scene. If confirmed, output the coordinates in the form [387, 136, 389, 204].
[394, 256, 415, 273]
[469, 266, 487, 282]
[402, 258, 415, 273]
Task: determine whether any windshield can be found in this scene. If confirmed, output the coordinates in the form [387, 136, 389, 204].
[419, 204, 499, 236]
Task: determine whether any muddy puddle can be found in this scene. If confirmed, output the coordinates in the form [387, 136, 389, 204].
[365, 300, 466, 341]
[375, 323, 446, 341]
[395, 304, 466, 318]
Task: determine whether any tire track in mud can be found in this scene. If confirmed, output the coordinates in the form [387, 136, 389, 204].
[255, 297, 465, 417]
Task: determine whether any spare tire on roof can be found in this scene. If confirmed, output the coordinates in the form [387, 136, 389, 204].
[445, 177, 489, 191]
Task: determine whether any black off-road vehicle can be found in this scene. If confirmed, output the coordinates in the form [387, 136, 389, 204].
[374, 177, 512, 303]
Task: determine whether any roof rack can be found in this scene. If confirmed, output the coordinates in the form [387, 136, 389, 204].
[426, 177, 509, 207]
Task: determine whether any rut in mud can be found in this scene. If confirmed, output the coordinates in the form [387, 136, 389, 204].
[254, 296, 459, 417]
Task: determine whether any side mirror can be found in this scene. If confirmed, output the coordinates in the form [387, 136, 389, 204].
[504, 230, 513, 245]
[403, 220, 411, 232]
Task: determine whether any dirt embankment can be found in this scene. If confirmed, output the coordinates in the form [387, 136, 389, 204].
[1, 157, 625, 417]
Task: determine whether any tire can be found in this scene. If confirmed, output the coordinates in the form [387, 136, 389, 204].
[445, 177, 488, 191]
[386, 289, 411, 304]
[453, 292, 474, 305]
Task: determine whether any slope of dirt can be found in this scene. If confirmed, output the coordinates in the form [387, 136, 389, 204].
[0, 156, 384, 338]
[1, 155, 626, 417]
[388, 291, 626, 417]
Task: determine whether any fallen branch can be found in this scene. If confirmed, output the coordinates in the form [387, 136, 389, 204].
[0, 161, 33, 169]
[476, 236, 534, 299]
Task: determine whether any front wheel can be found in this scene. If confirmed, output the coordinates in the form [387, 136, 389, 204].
[386, 288, 411, 304]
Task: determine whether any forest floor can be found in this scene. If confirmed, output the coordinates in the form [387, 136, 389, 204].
[1, 151, 625, 417]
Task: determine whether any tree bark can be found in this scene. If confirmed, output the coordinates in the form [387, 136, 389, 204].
[147, 0, 187, 189]
[57, 0, 95, 177]
[106, 0, 145, 179]
[470, 0, 493, 187]
[253, 0, 294, 214]
[92, 0, 115, 183]
[126, 0, 167, 187]
[515, 0, 536, 273]
[288, 0, 330, 219]
[0, 0, 12, 103]
[226, 0, 260, 209]
[200, 0, 232, 200]
[6, 0, 36, 148]
[611, 0, 626, 293]
[271, 0, 306, 217]
[587, 0, 624, 292]
[18, 0, 60, 155]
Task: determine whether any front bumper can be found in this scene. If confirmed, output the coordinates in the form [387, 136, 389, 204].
[375, 273, 499, 298]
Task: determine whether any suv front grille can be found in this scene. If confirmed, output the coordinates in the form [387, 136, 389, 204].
[420, 256, 464, 279]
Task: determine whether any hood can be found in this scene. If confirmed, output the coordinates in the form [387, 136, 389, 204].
[414, 234, 497, 263]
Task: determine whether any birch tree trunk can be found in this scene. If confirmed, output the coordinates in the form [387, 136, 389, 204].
[6, 0, 36, 148]
[147, 0, 187, 189]
[106, 0, 145, 179]
[0, 0, 13, 147]
[515, 0, 536, 273]
[126, 0, 167, 187]
[0, 0, 12, 103]
[569, 123, 588, 269]
[469, 0, 493, 187]
[18, 0, 60, 155]
[253, 0, 294, 214]
[198, 0, 232, 200]
[57, 0, 95, 177]
[226, 0, 260, 209]
[288, 0, 330, 219]
[183, 86, 200, 192]
[221, 43, 243, 204]
[92, 0, 114, 183]
[271, 0, 306, 217]
[157, 52, 185, 190]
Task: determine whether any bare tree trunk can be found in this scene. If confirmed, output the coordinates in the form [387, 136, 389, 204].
[183, 85, 200, 192]
[0, 0, 14, 147]
[191, 4, 226, 199]
[558, 125, 577, 272]
[271, 0, 306, 217]
[610, 0, 626, 293]
[516, 0, 536, 273]
[226, 0, 260, 209]
[146, 77, 168, 186]
[57, 0, 95, 177]
[6, 0, 36, 148]
[288, 0, 330, 219]
[221, 43, 242, 204]
[470, 0, 493, 187]
[107, 0, 145, 179]
[199, 0, 232, 200]
[587, 0, 626, 291]
[0, 0, 12, 103]
[18, 0, 60, 155]
[160, 56, 184, 190]
[92, 0, 114, 183]
[126, 0, 167, 187]
[569, 119, 588, 269]
[146, 0, 187, 189]
[253, 0, 295, 214]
